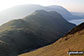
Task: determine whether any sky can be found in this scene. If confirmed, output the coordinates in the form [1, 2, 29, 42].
[0, 0, 84, 12]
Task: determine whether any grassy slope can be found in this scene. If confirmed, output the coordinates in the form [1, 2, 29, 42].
[0, 10, 75, 55]
[20, 23, 84, 56]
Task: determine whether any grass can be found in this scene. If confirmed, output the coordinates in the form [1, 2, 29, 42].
[19, 28, 84, 56]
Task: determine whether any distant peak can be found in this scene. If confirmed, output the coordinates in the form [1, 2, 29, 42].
[35, 10, 59, 14]
[48, 5, 64, 8]
[49, 5, 61, 7]
[35, 10, 48, 13]
[30, 10, 49, 15]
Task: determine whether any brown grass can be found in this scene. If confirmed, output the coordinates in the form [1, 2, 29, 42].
[19, 29, 84, 56]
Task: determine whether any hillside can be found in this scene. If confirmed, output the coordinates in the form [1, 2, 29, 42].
[20, 22, 84, 56]
[0, 4, 82, 25]
[23, 10, 75, 42]
[71, 12, 84, 17]
[0, 10, 75, 56]
[47, 5, 83, 20]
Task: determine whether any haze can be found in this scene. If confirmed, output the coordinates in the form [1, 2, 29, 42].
[0, 0, 84, 12]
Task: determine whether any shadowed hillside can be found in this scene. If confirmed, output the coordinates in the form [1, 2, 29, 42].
[20, 22, 84, 56]
[0, 10, 75, 56]
[0, 40, 17, 56]
[23, 10, 76, 42]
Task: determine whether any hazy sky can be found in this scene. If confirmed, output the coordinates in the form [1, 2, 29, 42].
[0, 0, 84, 12]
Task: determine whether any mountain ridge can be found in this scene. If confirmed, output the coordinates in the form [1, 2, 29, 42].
[19, 22, 84, 56]
[0, 4, 82, 25]
[0, 10, 75, 56]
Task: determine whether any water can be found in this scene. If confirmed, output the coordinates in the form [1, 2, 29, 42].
[69, 19, 84, 25]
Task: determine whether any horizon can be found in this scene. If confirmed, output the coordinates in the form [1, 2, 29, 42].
[0, 0, 84, 13]
[0, 0, 83, 26]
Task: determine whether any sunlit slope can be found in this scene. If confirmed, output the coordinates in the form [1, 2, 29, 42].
[20, 22, 84, 56]
[0, 19, 48, 53]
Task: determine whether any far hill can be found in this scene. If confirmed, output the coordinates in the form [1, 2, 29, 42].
[0, 4, 82, 25]
[20, 22, 84, 56]
[71, 12, 84, 18]
[0, 10, 75, 56]
[47, 5, 83, 20]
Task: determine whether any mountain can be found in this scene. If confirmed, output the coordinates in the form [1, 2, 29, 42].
[0, 4, 43, 25]
[46, 5, 83, 20]
[0, 4, 82, 25]
[23, 10, 75, 42]
[19, 22, 84, 56]
[71, 12, 84, 18]
[0, 10, 75, 56]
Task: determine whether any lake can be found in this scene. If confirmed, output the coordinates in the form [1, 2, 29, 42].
[69, 19, 84, 25]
